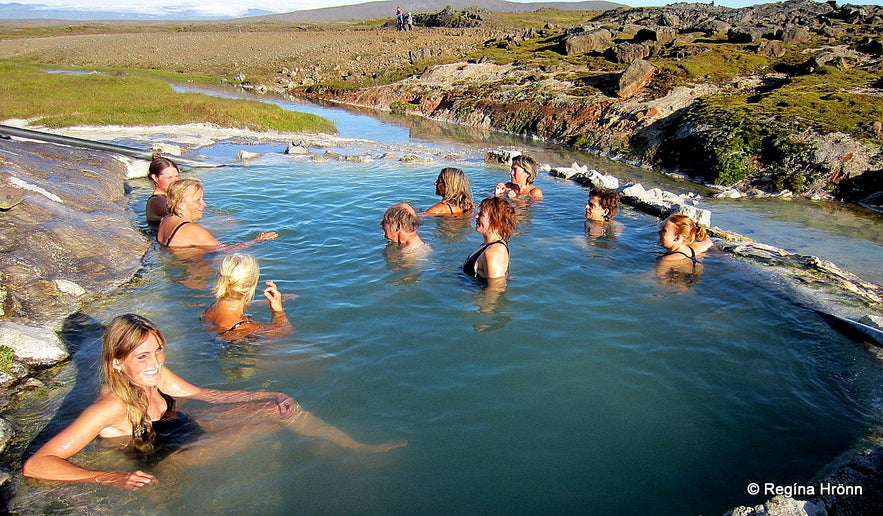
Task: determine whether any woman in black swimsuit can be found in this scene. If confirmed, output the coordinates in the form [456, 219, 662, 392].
[424, 167, 474, 217]
[23, 314, 404, 490]
[657, 213, 712, 260]
[156, 177, 278, 250]
[463, 196, 517, 282]
[656, 213, 713, 288]
[145, 155, 180, 225]
[202, 253, 291, 339]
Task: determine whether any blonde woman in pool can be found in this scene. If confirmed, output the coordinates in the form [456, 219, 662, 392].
[202, 253, 292, 339]
[156, 177, 278, 251]
[494, 154, 543, 201]
[424, 167, 474, 217]
[655, 213, 712, 290]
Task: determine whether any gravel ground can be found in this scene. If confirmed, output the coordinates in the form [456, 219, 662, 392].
[0, 25, 502, 87]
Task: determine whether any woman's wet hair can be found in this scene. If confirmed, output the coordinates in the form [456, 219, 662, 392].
[589, 187, 619, 221]
[665, 213, 708, 244]
[511, 154, 538, 184]
[102, 314, 166, 453]
[166, 177, 203, 215]
[383, 203, 422, 232]
[147, 154, 179, 183]
[214, 253, 260, 302]
[437, 167, 474, 211]
[479, 196, 517, 241]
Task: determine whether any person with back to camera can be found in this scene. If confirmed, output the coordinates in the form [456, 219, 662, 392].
[145, 155, 180, 225]
[156, 177, 278, 250]
[22, 314, 405, 490]
[424, 167, 475, 217]
[494, 154, 544, 201]
[463, 196, 517, 283]
[202, 253, 291, 339]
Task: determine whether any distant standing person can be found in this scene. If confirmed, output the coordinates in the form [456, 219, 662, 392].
[406, 12, 413, 30]
[494, 154, 544, 201]
[145, 154, 180, 225]
[425, 167, 474, 217]
[396, 7, 404, 31]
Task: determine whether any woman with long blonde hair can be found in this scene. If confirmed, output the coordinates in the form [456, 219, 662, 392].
[23, 314, 404, 490]
[425, 167, 474, 217]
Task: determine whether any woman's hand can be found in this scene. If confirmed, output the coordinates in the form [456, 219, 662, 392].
[264, 281, 284, 312]
[494, 182, 507, 196]
[95, 470, 157, 490]
[256, 231, 279, 242]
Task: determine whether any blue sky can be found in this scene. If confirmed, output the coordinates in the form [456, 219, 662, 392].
[6, 1, 880, 19]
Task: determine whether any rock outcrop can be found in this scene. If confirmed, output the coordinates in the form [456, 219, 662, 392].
[0, 139, 151, 407]
[295, 0, 883, 209]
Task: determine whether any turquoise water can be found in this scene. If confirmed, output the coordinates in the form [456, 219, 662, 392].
[9, 93, 883, 514]
[11, 146, 882, 515]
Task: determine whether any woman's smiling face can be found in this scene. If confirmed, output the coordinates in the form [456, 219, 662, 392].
[179, 188, 206, 221]
[117, 333, 165, 388]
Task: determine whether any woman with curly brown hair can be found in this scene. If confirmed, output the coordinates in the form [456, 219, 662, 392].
[462, 196, 517, 282]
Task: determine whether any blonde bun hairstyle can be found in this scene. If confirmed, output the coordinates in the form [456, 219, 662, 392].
[214, 253, 260, 302]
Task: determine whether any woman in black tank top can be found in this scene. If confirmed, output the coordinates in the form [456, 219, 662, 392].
[462, 197, 517, 281]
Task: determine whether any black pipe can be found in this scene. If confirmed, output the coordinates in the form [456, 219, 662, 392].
[0, 124, 221, 168]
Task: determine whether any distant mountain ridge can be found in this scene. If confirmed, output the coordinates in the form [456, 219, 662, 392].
[0, 1, 623, 22]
